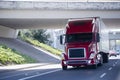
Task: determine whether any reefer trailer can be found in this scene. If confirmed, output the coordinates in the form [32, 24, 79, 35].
[60, 17, 109, 70]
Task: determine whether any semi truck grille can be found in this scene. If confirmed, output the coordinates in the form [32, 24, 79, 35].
[68, 48, 85, 58]
[68, 60, 87, 64]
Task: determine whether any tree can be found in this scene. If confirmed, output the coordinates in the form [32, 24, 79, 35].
[32, 29, 50, 44]
[18, 29, 50, 44]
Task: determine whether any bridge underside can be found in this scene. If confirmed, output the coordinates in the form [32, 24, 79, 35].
[0, 10, 120, 29]
[0, 18, 120, 30]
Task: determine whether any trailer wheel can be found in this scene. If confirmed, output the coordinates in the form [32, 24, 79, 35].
[62, 65, 67, 70]
[102, 53, 109, 63]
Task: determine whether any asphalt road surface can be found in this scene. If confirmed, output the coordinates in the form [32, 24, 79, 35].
[0, 56, 120, 80]
[0, 37, 60, 63]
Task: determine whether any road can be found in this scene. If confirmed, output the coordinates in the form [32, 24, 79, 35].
[0, 37, 59, 63]
[0, 56, 120, 80]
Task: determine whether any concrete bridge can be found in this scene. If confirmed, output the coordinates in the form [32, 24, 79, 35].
[0, 0, 120, 38]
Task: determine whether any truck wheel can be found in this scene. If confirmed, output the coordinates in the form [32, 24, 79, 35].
[98, 54, 103, 66]
[102, 53, 109, 63]
[98, 59, 103, 66]
[62, 65, 67, 70]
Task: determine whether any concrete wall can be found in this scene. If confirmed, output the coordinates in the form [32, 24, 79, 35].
[0, 25, 18, 38]
[0, 1, 120, 10]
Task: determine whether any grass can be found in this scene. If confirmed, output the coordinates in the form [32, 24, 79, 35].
[0, 44, 36, 65]
[24, 37, 62, 57]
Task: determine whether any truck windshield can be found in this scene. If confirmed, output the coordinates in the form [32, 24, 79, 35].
[65, 33, 93, 43]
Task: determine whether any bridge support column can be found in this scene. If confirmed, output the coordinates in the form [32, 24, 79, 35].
[0, 25, 18, 38]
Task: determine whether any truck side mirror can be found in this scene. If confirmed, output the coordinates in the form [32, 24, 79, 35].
[97, 33, 100, 42]
[60, 34, 65, 45]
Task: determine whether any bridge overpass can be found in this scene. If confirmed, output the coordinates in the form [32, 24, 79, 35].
[0, 1, 120, 80]
[0, 1, 120, 38]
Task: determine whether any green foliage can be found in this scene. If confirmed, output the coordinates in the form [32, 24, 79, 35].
[18, 29, 62, 57]
[32, 30, 50, 44]
[18, 29, 50, 44]
[0, 44, 36, 65]
[25, 38, 62, 57]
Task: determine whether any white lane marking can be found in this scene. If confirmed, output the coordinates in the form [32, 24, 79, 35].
[18, 69, 61, 80]
[108, 67, 112, 70]
[100, 73, 106, 78]
[0, 64, 60, 80]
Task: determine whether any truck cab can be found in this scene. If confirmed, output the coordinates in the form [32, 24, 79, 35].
[60, 17, 109, 70]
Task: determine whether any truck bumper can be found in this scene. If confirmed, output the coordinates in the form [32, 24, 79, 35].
[62, 59, 97, 66]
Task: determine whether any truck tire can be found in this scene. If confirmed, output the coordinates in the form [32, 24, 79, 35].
[62, 65, 67, 70]
[102, 53, 109, 63]
[98, 54, 103, 66]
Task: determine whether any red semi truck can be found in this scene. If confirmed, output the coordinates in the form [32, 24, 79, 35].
[60, 17, 109, 70]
